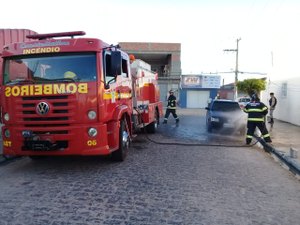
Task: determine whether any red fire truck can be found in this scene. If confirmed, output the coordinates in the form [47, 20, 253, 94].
[0, 31, 163, 161]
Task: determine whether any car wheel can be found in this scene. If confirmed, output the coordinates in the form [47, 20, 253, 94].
[207, 121, 213, 132]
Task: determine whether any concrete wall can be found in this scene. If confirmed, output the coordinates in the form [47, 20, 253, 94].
[261, 77, 300, 126]
[118, 42, 181, 77]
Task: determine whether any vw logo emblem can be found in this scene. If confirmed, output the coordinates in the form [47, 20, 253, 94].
[36, 102, 50, 115]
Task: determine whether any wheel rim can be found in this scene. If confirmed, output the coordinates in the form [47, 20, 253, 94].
[122, 130, 129, 149]
[155, 110, 159, 128]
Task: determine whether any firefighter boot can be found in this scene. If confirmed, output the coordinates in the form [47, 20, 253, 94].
[265, 137, 272, 143]
[246, 137, 252, 145]
[268, 118, 274, 124]
[163, 119, 167, 124]
[176, 118, 179, 124]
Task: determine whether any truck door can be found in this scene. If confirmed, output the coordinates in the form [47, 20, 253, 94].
[103, 50, 132, 110]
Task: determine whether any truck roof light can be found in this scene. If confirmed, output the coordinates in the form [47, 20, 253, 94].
[27, 31, 86, 40]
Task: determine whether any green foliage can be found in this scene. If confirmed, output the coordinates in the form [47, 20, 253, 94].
[236, 78, 266, 96]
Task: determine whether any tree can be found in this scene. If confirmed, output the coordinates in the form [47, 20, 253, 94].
[236, 78, 266, 96]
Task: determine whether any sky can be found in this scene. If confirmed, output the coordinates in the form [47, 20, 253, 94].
[1, 0, 300, 84]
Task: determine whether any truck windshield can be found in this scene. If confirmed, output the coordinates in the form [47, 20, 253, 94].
[3, 53, 97, 85]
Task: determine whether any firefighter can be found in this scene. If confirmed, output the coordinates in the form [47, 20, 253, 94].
[163, 90, 179, 124]
[243, 93, 272, 145]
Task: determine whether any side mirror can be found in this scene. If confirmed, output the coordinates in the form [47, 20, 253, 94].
[111, 51, 122, 75]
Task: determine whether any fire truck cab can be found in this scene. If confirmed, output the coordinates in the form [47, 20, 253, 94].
[0, 31, 163, 161]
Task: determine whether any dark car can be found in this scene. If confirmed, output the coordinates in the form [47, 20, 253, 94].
[237, 96, 251, 109]
[205, 99, 247, 134]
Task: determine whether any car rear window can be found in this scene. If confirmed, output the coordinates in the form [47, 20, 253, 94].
[211, 102, 241, 111]
[239, 98, 251, 103]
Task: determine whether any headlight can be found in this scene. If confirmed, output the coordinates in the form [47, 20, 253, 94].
[4, 113, 9, 121]
[211, 117, 219, 122]
[88, 110, 97, 120]
[4, 129, 10, 138]
[88, 128, 98, 137]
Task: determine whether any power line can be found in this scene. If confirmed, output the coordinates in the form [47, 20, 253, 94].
[217, 71, 267, 75]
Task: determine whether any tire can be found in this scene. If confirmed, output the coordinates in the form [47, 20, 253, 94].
[146, 109, 159, 134]
[207, 124, 212, 133]
[111, 119, 130, 162]
[207, 119, 212, 133]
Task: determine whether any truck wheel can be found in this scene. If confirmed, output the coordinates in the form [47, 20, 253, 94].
[146, 110, 159, 134]
[111, 119, 130, 161]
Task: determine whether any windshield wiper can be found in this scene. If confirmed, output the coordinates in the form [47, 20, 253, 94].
[6, 78, 35, 85]
[51, 78, 77, 83]
[33, 77, 52, 83]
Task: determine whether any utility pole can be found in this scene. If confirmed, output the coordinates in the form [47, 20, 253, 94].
[224, 38, 241, 100]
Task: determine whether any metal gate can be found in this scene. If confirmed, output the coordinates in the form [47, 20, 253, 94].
[187, 90, 210, 108]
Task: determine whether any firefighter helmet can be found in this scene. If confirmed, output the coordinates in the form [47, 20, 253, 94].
[251, 93, 260, 102]
[64, 71, 77, 79]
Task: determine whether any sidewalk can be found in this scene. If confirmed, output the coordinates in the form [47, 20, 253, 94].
[267, 119, 300, 157]
[255, 119, 300, 177]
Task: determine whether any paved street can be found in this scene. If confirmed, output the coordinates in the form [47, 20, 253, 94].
[0, 109, 300, 225]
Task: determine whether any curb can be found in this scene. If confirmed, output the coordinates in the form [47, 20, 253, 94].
[254, 135, 300, 178]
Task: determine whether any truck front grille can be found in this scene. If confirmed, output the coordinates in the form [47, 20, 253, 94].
[15, 95, 78, 151]
[19, 95, 76, 126]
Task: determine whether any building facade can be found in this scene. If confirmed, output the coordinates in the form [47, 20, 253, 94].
[119, 42, 181, 105]
[179, 74, 221, 108]
[261, 77, 300, 126]
[119, 42, 223, 109]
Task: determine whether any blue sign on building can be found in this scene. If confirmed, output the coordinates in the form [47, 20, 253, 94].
[179, 75, 221, 108]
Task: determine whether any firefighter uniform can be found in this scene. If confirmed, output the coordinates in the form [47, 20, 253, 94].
[163, 91, 179, 124]
[243, 95, 272, 144]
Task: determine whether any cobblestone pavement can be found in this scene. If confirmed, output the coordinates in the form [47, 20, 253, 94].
[0, 109, 300, 225]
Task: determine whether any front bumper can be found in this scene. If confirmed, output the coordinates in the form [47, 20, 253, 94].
[2, 123, 111, 156]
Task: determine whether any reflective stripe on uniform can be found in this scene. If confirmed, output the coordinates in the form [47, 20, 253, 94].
[263, 133, 270, 138]
[168, 107, 176, 109]
[248, 118, 264, 122]
[247, 135, 253, 138]
[244, 108, 266, 113]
